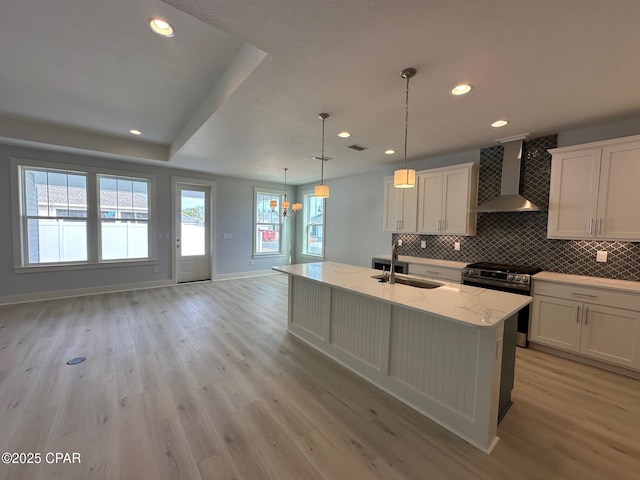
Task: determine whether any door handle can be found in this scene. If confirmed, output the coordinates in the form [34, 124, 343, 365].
[589, 218, 594, 235]
[598, 218, 603, 235]
[584, 307, 589, 326]
[576, 306, 581, 323]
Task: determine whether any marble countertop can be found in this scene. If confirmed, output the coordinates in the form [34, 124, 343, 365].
[273, 262, 531, 328]
[372, 255, 467, 270]
[533, 271, 640, 294]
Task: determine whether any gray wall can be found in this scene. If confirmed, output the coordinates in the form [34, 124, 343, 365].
[0, 144, 294, 299]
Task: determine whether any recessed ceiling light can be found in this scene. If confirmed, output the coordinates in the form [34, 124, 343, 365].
[451, 84, 472, 95]
[337, 131, 351, 138]
[491, 120, 509, 128]
[129, 129, 142, 135]
[148, 18, 174, 37]
[385, 149, 396, 155]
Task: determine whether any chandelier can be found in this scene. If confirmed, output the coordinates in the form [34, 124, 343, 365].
[270, 168, 302, 217]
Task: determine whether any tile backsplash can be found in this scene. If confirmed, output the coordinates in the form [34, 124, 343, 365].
[393, 135, 640, 282]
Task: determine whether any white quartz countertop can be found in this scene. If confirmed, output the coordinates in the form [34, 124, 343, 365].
[533, 271, 640, 294]
[273, 262, 531, 328]
[372, 255, 467, 270]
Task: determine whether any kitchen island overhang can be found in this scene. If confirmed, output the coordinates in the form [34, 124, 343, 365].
[273, 262, 531, 454]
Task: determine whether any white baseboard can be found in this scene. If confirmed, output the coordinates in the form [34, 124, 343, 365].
[212, 269, 279, 281]
[0, 270, 281, 305]
[0, 279, 175, 305]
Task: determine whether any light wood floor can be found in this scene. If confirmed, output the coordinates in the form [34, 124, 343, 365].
[1, 274, 639, 480]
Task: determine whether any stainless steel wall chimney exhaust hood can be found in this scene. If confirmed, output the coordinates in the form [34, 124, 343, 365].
[475, 134, 540, 213]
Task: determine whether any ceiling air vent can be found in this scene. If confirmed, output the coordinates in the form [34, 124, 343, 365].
[348, 144, 367, 151]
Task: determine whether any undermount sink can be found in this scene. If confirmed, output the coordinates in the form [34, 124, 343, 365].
[372, 274, 443, 289]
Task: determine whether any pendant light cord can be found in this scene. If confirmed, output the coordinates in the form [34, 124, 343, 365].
[403, 74, 410, 170]
[321, 116, 325, 185]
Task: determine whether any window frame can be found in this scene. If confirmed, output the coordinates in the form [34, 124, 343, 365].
[302, 192, 326, 258]
[253, 187, 285, 257]
[10, 158, 156, 272]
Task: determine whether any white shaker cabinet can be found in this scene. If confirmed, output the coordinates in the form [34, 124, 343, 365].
[416, 162, 479, 235]
[383, 177, 418, 232]
[530, 274, 640, 371]
[548, 135, 640, 241]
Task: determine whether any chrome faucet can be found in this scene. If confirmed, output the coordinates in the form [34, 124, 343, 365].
[390, 243, 398, 284]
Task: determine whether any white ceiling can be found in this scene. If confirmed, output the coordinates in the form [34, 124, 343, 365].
[2, 0, 640, 185]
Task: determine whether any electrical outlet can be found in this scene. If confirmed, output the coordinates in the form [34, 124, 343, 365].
[421, 240, 426, 249]
[454, 242, 461, 251]
[596, 250, 608, 263]
[397, 239, 402, 246]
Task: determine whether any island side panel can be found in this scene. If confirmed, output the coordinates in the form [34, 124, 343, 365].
[382, 307, 502, 453]
[288, 276, 331, 345]
[329, 288, 386, 369]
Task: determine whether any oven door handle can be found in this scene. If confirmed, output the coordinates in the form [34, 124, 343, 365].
[462, 276, 531, 293]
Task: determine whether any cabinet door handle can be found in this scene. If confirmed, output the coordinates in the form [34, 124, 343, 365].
[584, 307, 589, 326]
[589, 218, 593, 235]
[598, 218, 603, 235]
[571, 292, 597, 298]
[576, 306, 581, 323]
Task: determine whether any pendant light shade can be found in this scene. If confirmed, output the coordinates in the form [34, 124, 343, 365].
[315, 113, 330, 198]
[394, 68, 417, 188]
[314, 184, 329, 198]
[394, 168, 416, 188]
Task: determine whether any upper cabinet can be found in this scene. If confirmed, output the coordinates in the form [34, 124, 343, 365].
[383, 177, 418, 232]
[548, 135, 640, 241]
[383, 162, 479, 235]
[417, 163, 479, 235]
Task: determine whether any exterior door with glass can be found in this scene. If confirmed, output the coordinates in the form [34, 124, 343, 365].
[176, 184, 211, 283]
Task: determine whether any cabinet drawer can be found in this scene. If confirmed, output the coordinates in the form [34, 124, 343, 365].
[533, 281, 640, 311]
[409, 263, 462, 283]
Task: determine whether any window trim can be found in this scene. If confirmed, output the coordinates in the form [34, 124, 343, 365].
[302, 191, 326, 258]
[253, 187, 285, 258]
[10, 158, 157, 272]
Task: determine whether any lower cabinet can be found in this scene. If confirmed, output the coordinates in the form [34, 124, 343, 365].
[530, 284, 640, 370]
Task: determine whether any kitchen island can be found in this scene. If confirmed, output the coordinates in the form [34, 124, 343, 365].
[273, 262, 531, 454]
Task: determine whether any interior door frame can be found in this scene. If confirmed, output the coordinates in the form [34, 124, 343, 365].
[171, 176, 217, 284]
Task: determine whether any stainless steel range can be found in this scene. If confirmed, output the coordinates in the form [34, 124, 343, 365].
[462, 262, 541, 347]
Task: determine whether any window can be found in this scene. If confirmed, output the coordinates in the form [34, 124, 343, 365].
[21, 167, 88, 264]
[303, 193, 325, 257]
[99, 176, 150, 260]
[254, 189, 283, 255]
[12, 159, 154, 269]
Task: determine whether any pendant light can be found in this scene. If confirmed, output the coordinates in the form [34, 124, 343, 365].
[314, 113, 330, 198]
[271, 168, 302, 217]
[394, 67, 417, 188]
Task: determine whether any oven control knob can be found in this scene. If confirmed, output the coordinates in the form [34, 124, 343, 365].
[515, 275, 521, 282]
[507, 274, 513, 281]
[463, 268, 468, 274]
[523, 276, 529, 284]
